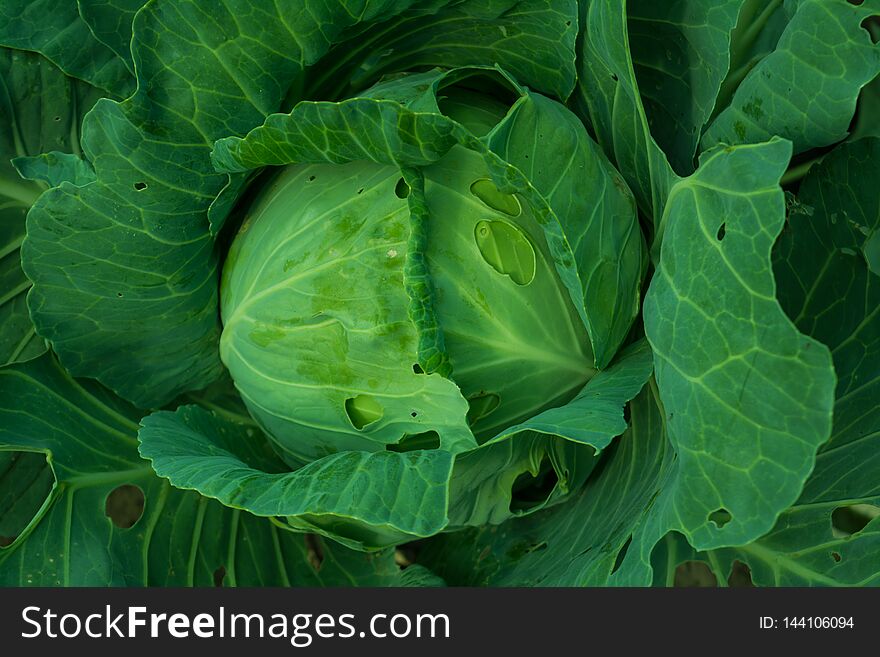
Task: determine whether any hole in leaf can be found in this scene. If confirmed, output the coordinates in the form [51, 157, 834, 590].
[611, 535, 632, 574]
[466, 392, 501, 425]
[116, 292, 123, 298]
[474, 219, 536, 285]
[53, 115, 61, 122]
[708, 508, 732, 528]
[133, 182, 147, 191]
[395, 546, 417, 567]
[470, 179, 522, 216]
[105, 484, 145, 528]
[395, 177, 410, 199]
[344, 395, 383, 430]
[307, 175, 316, 182]
[847, 0, 864, 6]
[357, 187, 364, 194]
[611, 73, 619, 82]
[412, 363, 424, 374]
[0, 451, 55, 548]
[213, 566, 226, 586]
[716, 222, 726, 241]
[863, 17, 880, 44]
[387, 431, 441, 452]
[831, 551, 842, 562]
[728, 560, 754, 587]
[674, 561, 717, 587]
[305, 533, 324, 571]
[509, 459, 558, 512]
[831, 504, 879, 536]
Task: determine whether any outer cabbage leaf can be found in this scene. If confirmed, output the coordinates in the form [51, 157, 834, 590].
[616, 139, 836, 583]
[627, 0, 745, 175]
[139, 405, 455, 552]
[77, 0, 148, 73]
[0, 354, 409, 585]
[137, 342, 653, 550]
[0, 49, 104, 366]
[702, 0, 880, 154]
[447, 340, 654, 528]
[649, 138, 880, 586]
[417, 380, 670, 586]
[299, 0, 579, 103]
[573, 0, 680, 225]
[0, 0, 133, 97]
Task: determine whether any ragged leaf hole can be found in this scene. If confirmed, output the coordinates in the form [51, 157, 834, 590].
[105, 484, 144, 528]
[386, 431, 441, 453]
[831, 504, 879, 536]
[708, 508, 732, 528]
[305, 534, 324, 570]
[611, 535, 632, 575]
[395, 178, 410, 199]
[862, 17, 879, 44]
[344, 395, 383, 430]
[674, 561, 717, 587]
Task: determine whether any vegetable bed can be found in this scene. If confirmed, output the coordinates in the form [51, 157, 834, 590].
[0, 0, 878, 587]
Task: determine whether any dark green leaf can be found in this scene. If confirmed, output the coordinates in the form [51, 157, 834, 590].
[641, 138, 835, 552]
[703, 0, 880, 154]
[0, 354, 408, 586]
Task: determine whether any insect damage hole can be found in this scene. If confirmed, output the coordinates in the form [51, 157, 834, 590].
[708, 508, 732, 528]
[305, 534, 324, 571]
[133, 181, 147, 191]
[213, 566, 226, 586]
[105, 484, 145, 528]
[387, 430, 441, 452]
[674, 561, 717, 587]
[344, 394, 383, 430]
[395, 177, 410, 199]
[728, 560, 754, 587]
[862, 17, 879, 44]
[610, 535, 632, 574]
[716, 222, 726, 241]
[831, 503, 879, 536]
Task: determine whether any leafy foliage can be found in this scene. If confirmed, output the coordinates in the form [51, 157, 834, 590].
[0, 0, 878, 587]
